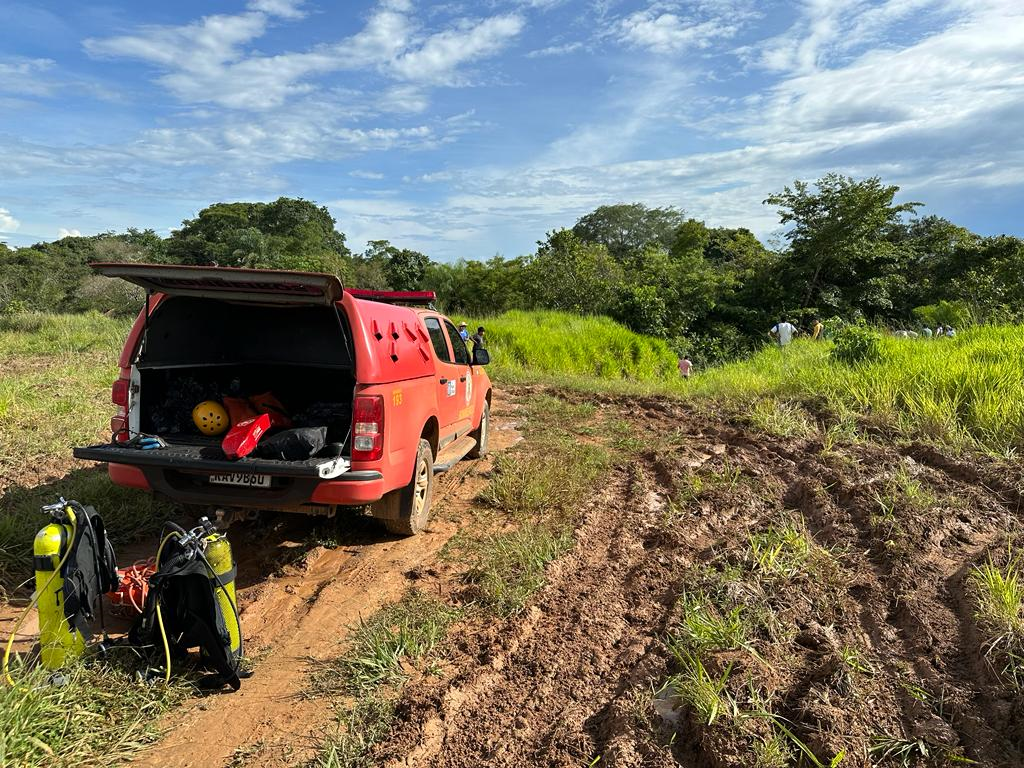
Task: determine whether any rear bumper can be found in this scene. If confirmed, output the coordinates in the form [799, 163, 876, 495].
[105, 460, 385, 509]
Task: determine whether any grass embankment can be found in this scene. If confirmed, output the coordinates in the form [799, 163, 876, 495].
[689, 327, 1024, 455]
[474, 309, 678, 382]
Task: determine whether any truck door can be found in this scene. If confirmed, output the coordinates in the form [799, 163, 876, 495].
[442, 319, 474, 436]
[423, 316, 460, 439]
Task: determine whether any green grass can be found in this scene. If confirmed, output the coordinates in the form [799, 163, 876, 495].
[673, 592, 749, 653]
[0, 657, 187, 768]
[474, 309, 678, 381]
[309, 694, 397, 768]
[689, 327, 1024, 455]
[663, 647, 734, 726]
[969, 552, 1024, 685]
[309, 590, 459, 698]
[456, 526, 573, 617]
[0, 312, 131, 358]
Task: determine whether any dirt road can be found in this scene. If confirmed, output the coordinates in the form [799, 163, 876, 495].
[122, 393, 521, 768]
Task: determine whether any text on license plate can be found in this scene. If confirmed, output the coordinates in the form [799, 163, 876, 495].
[209, 473, 271, 488]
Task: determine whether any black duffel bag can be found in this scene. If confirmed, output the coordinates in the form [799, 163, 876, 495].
[255, 427, 327, 461]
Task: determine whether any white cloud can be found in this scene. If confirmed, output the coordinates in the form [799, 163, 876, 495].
[349, 170, 386, 179]
[246, 0, 307, 19]
[617, 10, 737, 54]
[0, 57, 57, 96]
[84, 3, 525, 110]
[526, 41, 583, 58]
[389, 14, 525, 84]
[0, 208, 20, 232]
[58, 227, 82, 238]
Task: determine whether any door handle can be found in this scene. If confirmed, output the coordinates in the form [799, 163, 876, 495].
[439, 377, 448, 384]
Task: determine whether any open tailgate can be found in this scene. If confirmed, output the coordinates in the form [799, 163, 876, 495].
[90, 263, 343, 306]
[73, 443, 351, 479]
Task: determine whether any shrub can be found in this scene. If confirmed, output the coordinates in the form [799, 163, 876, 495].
[831, 324, 882, 365]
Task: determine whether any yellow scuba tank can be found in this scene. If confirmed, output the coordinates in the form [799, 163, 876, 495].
[203, 529, 241, 661]
[33, 510, 85, 669]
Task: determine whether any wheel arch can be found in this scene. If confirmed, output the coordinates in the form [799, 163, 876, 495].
[420, 416, 439, 458]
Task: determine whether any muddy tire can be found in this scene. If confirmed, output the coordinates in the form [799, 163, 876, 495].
[467, 400, 490, 459]
[377, 438, 434, 536]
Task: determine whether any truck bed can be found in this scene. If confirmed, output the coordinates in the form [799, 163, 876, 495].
[73, 442, 351, 479]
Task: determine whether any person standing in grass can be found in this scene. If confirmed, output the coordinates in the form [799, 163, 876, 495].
[935, 324, 945, 338]
[946, 326, 956, 338]
[922, 326, 933, 338]
[458, 321, 469, 341]
[770, 319, 797, 347]
[811, 318, 824, 340]
[678, 356, 692, 378]
[470, 326, 486, 350]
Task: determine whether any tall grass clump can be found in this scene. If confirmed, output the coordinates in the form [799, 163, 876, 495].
[689, 326, 1024, 455]
[471, 310, 678, 382]
[0, 311, 130, 357]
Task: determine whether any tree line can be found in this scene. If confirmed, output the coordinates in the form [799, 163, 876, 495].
[2, 174, 1021, 363]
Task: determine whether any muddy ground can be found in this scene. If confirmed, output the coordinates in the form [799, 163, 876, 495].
[366, 390, 1024, 768]
[4, 386, 1024, 767]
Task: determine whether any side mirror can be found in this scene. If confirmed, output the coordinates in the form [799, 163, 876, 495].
[472, 347, 490, 366]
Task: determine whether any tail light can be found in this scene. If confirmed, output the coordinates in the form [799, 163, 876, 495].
[112, 378, 130, 407]
[352, 395, 384, 461]
[112, 376, 130, 442]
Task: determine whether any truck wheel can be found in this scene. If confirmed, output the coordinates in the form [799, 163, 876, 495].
[380, 438, 434, 536]
[467, 400, 490, 458]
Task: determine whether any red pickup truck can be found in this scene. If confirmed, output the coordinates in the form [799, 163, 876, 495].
[73, 264, 492, 535]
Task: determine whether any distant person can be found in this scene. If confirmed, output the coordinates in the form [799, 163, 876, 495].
[770, 319, 797, 347]
[906, 330, 918, 338]
[935, 324, 945, 338]
[946, 326, 956, 338]
[470, 326, 486, 350]
[922, 326, 933, 338]
[458, 321, 469, 341]
[811, 318, 824, 340]
[678, 356, 692, 378]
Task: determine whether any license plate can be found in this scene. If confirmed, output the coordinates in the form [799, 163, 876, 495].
[209, 473, 271, 488]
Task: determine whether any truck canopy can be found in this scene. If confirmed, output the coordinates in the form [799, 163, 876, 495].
[91, 263, 344, 306]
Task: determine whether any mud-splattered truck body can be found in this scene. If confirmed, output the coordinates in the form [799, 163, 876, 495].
[74, 264, 492, 535]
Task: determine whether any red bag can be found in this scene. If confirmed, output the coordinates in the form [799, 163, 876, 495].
[222, 414, 271, 459]
[249, 391, 293, 429]
[223, 396, 258, 425]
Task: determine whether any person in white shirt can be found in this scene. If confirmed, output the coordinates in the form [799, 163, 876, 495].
[770, 319, 797, 347]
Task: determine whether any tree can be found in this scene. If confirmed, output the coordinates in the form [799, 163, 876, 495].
[572, 203, 685, 262]
[165, 198, 350, 276]
[764, 174, 920, 316]
[526, 230, 621, 314]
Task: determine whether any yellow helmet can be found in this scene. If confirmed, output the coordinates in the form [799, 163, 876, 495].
[192, 400, 229, 436]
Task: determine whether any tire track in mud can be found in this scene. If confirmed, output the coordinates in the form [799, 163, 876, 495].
[127, 395, 520, 768]
[785, 446, 1024, 764]
[376, 460, 707, 768]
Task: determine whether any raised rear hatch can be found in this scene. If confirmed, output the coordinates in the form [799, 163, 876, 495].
[91, 263, 344, 306]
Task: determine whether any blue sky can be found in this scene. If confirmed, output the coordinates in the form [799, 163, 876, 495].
[1, 0, 1022, 260]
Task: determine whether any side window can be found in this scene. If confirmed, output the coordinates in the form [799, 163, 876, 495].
[444, 319, 470, 365]
[424, 317, 451, 363]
